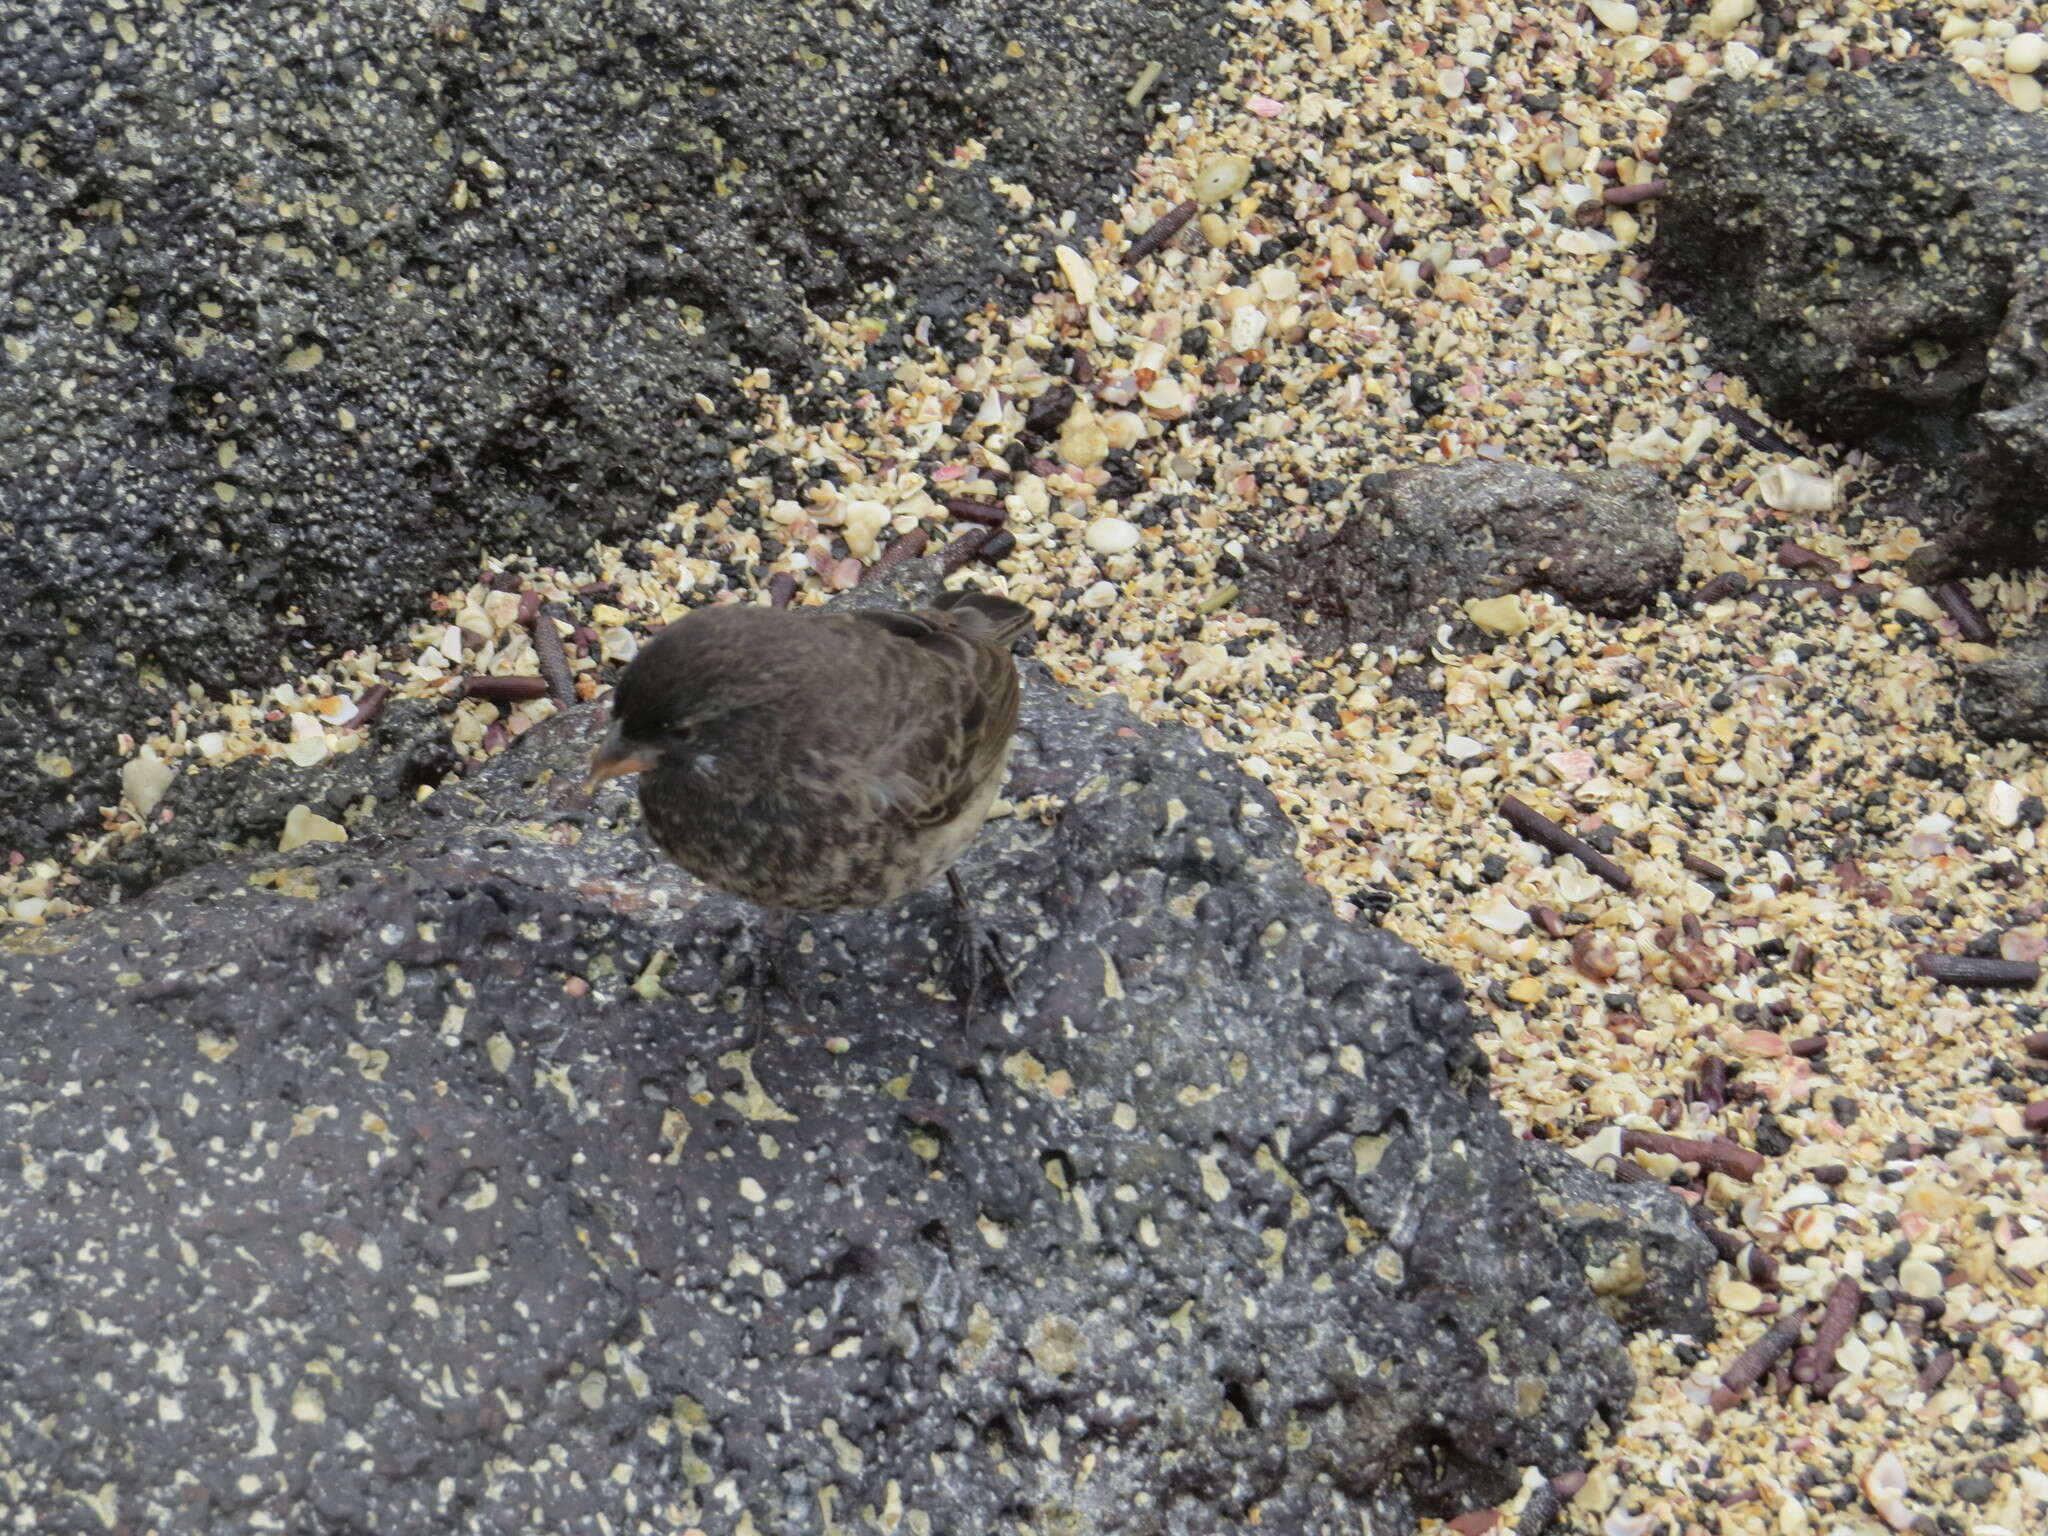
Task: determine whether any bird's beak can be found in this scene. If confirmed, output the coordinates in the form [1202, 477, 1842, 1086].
[584, 724, 659, 792]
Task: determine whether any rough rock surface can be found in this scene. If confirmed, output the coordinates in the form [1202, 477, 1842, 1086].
[1960, 621, 2048, 746]
[0, 661, 1631, 1533]
[1518, 1144, 1719, 1340]
[70, 695, 463, 905]
[1975, 250, 2048, 558]
[0, 0, 1228, 863]
[1242, 459, 1680, 657]
[1654, 60, 2048, 576]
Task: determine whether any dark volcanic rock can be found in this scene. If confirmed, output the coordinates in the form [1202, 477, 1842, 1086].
[72, 695, 462, 904]
[1960, 620, 2048, 745]
[1654, 60, 2048, 576]
[0, 662, 1631, 1533]
[1242, 459, 1679, 656]
[1519, 1144, 1718, 1339]
[0, 0, 1229, 866]
[1975, 250, 2048, 558]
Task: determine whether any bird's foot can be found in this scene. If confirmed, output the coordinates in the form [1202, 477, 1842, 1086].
[946, 870, 1015, 1031]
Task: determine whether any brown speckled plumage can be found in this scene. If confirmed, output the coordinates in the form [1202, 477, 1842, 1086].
[591, 591, 1034, 913]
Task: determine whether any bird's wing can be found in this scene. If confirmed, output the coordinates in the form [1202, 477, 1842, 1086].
[846, 607, 1021, 830]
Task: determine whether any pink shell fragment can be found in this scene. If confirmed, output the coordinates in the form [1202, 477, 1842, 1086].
[2001, 929, 2047, 963]
[1544, 749, 1597, 786]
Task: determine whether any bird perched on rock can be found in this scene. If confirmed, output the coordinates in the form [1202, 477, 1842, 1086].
[585, 588, 1035, 1020]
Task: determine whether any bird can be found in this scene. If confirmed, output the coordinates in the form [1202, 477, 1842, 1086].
[584, 587, 1036, 1025]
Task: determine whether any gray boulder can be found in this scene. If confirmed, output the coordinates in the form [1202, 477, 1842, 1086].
[0, 663, 1630, 1534]
[1242, 459, 1680, 657]
[0, 0, 1227, 864]
[1654, 59, 2048, 577]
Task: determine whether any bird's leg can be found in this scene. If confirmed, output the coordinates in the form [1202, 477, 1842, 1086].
[737, 908, 821, 1049]
[946, 869, 1014, 1030]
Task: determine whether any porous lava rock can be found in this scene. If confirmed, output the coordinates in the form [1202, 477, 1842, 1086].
[0, 0, 1229, 863]
[0, 652, 1630, 1534]
[67, 695, 463, 905]
[1242, 459, 1680, 656]
[1960, 621, 2048, 746]
[1519, 1143, 1720, 1340]
[1655, 60, 2048, 579]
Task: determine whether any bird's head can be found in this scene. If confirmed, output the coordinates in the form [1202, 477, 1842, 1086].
[582, 606, 785, 792]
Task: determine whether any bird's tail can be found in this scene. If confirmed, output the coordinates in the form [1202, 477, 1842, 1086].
[933, 589, 1036, 649]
